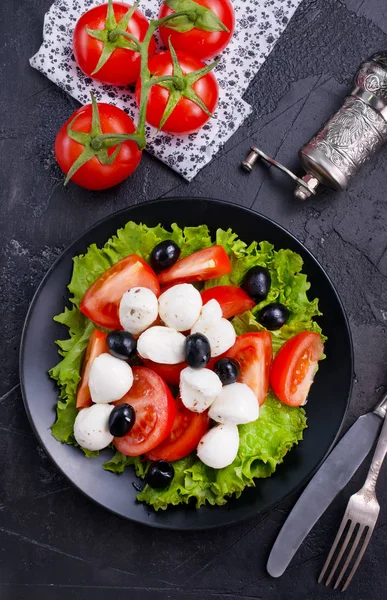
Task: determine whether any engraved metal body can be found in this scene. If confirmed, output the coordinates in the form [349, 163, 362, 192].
[242, 52, 387, 200]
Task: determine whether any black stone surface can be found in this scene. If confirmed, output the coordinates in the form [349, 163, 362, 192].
[1, 0, 386, 598]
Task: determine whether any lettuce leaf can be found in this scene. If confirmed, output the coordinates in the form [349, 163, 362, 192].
[103, 452, 147, 477]
[49, 308, 95, 444]
[50, 221, 322, 511]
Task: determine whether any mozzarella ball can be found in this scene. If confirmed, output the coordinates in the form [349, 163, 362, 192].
[209, 382, 259, 425]
[89, 353, 133, 404]
[74, 404, 114, 451]
[191, 316, 236, 357]
[119, 287, 158, 335]
[197, 423, 239, 469]
[180, 366, 222, 413]
[159, 284, 202, 331]
[137, 326, 186, 364]
[196, 299, 223, 326]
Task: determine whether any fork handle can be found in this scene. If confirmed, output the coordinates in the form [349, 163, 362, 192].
[364, 412, 387, 493]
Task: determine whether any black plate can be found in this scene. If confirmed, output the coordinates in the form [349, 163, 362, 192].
[20, 198, 353, 530]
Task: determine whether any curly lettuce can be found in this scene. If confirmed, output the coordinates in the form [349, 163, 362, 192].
[49, 221, 323, 510]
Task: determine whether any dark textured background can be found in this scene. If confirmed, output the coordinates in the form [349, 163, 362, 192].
[1, 0, 387, 598]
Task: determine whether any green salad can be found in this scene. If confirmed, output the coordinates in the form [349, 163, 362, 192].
[49, 221, 324, 511]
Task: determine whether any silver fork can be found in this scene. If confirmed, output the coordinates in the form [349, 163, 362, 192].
[318, 395, 387, 591]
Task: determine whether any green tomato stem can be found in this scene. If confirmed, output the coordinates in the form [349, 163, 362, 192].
[108, 29, 141, 50]
[104, 9, 206, 150]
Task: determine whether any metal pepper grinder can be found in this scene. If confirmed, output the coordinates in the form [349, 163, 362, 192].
[242, 51, 387, 200]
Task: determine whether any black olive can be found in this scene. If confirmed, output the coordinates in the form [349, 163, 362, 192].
[184, 333, 211, 369]
[150, 240, 181, 272]
[259, 302, 289, 330]
[214, 358, 241, 385]
[107, 330, 137, 360]
[242, 266, 271, 302]
[109, 404, 136, 437]
[146, 460, 174, 488]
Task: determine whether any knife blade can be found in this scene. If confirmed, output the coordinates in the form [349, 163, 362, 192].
[267, 393, 387, 578]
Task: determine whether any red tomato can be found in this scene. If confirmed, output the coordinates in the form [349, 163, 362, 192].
[73, 2, 156, 86]
[142, 359, 186, 385]
[226, 332, 272, 406]
[146, 397, 210, 462]
[135, 51, 219, 134]
[113, 367, 176, 456]
[76, 330, 108, 408]
[201, 286, 256, 319]
[158, 246, 231, 286]
[158, 0, 235, 60]
[270, 332, 324, 407]
[80, 254, 160, 329]
[55, 103, 142, 190]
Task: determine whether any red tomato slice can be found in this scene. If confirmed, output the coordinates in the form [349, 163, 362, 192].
[226, 332, 272, 406]
[270, 332, 324, 407]
[113, 367, 176, 456]
[142, 359, 186, 386]
[201, 285, 255, 319]
[158, 246, 231, 286]
[80, 254, 160, 329]
[76, 330, 108, 408]
[146, 397, 210, 462]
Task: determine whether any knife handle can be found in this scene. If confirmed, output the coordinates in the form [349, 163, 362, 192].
[364, 408, 387, 493]
[373, 391, 387, 418]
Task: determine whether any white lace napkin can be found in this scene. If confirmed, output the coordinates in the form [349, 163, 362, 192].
[30, 0, 302, 180]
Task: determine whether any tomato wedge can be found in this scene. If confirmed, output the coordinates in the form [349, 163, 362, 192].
[226, 332, 272, 406]
[146, 397, 210, 462]
[80, 254, 160, 329]
[76, 330, 108, 408]
[158, 246, 231, 286]
[201, 285, 255, 319]
[142, 359, 186, 386]
[270, 331, 324, 407]
[113, 367, 176, 456]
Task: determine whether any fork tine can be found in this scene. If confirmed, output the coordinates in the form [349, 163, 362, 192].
[333, 524, 364, 590]
[341, 527, 373, 592]
[318, 516, 351, 584]
[325, 520, 356, 586]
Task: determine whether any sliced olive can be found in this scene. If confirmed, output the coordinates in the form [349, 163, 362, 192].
[150, 240, 181, 272]
[259, 302, 289, 330]
[242, 266, 271, 302]
[108, 404, 136, 437]
[184, 333, 211, 369]
[214, 358, 241, 385]
[146, 460, 174, 488]
[107, 331, 137, 360]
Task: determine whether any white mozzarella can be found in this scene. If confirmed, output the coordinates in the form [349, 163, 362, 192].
[137, 326, 186, 364]
[197, 423, 239, 469]
[209, 382, 259, 425]
[89, 353, 133, 404]
[74, 404, 114, 451]
[191, 316, 236, 357]
[180, 367, 222, 413]
[159, 284, 202, 331]
[119, 287, 158, 335]
[196, 299, 223, 326]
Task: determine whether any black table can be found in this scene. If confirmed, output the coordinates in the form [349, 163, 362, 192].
[1, 0, 387, 598]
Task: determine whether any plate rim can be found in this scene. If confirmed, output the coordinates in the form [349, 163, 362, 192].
[19, 197, 354, 530]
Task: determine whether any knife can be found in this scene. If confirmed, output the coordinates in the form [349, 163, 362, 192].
[267, 392, 387, 578]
